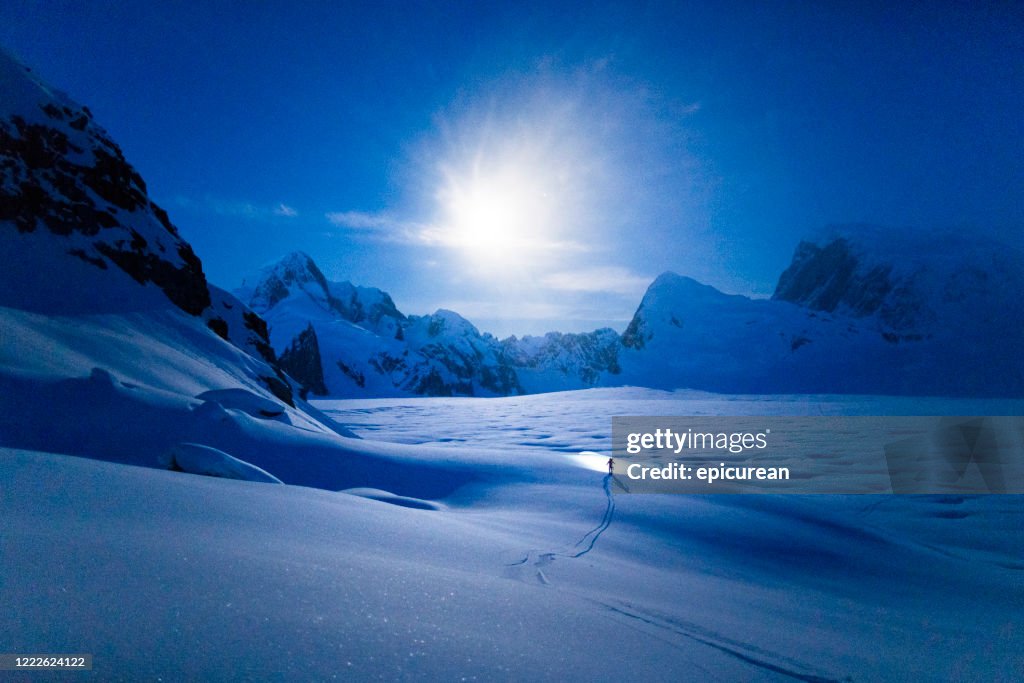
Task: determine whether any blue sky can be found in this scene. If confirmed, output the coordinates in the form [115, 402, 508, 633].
[2, 1, 1021, 336]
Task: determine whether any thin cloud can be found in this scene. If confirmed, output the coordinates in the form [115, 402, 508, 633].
[175, 196, 298, 220]
[325, 210, 439, 245]
[540, 266, 651, 295]
[326, 210, 588, 258]
[325, 210, 395, 230]
[430, 299, 575, 321]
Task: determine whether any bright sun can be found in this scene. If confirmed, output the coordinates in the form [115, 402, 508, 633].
[436, 163, 563, 271]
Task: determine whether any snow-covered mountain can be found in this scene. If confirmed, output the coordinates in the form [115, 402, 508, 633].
[619, 225, 1024, 395]
[617, 271, 909, 393]
[246, 223, 1023, 399]
[237, 251, 620, 397]
[0, 47, 353, 469]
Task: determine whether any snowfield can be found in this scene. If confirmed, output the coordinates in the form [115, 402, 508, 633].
[3, 389, 1022, 681]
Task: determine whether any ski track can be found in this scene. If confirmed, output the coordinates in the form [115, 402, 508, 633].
[568, 473, 615, 558]
[505, 474, 849, 683]
[598, 600, 848, 683]
[506, 473, 616, 579]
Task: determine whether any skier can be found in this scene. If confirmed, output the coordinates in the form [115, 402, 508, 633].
[607, 457, 614, 474]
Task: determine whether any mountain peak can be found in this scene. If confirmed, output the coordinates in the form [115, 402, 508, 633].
[243, 251, 331, 313]
[266, 251, 328, 287]
[644, 271, 728, 303]
[423, 309, 480, 338]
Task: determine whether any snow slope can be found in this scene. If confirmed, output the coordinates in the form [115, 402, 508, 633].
[3, 388, 1023, 680]
[0, 45, 311, 409]
[617, 272, 915, 394]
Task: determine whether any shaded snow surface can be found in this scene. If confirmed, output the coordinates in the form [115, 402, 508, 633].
[2, 389, 1022, 680]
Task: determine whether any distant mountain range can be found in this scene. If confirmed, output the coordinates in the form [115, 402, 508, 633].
[237, 223, 1024, 398]
[233, 251, 621, 398]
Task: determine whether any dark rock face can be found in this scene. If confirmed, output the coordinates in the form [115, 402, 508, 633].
[620, 306, 647, 349]
[771, 235, 943, 340]
[207, 317, 230, 340]
[259, 373, 295, 407]
[242, 311, 277, 365]
[769, 230, 1016, 339]
[332, 281, 405, 328]
[773, 238, 893, 317]
[336, 360, 366, 389]
[279, 324, 328, 397]
[94, 240, 210, 315]
[0, 94, 210, 315]
[1, 52, 298, 404]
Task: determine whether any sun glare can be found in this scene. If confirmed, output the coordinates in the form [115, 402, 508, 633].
[424, 85, 609, 275]
[437, 165, 557, 270]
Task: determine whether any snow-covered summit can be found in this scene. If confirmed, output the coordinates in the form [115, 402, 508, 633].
[241, 251, 334, 312]
[235, 253, 621, 397]
[412, 308, 483, 340]
[240, 251, 405, 336]
[622, 271, 751, 350]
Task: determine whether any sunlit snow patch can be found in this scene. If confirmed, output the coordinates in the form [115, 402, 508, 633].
[567, 450, 612, 473]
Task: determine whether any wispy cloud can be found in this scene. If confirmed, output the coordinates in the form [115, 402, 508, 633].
[174, 196, 298, 220]
[325, 210, 440, 245]
[327, 210, 407, 232]
[325, 209, 588, 258]
[426, 298, 577, 321]
[540, 266, 651, 295]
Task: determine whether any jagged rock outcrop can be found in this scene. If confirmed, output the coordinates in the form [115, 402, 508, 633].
[503, 329, 621, 393]
[772, 225, 1024, 341]
[0, 49, 210, 316]
[279, 323, 328, 398]
[0, 48, 295, 406]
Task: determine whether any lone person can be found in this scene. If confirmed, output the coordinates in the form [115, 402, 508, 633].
[607, 457, 614, 474]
